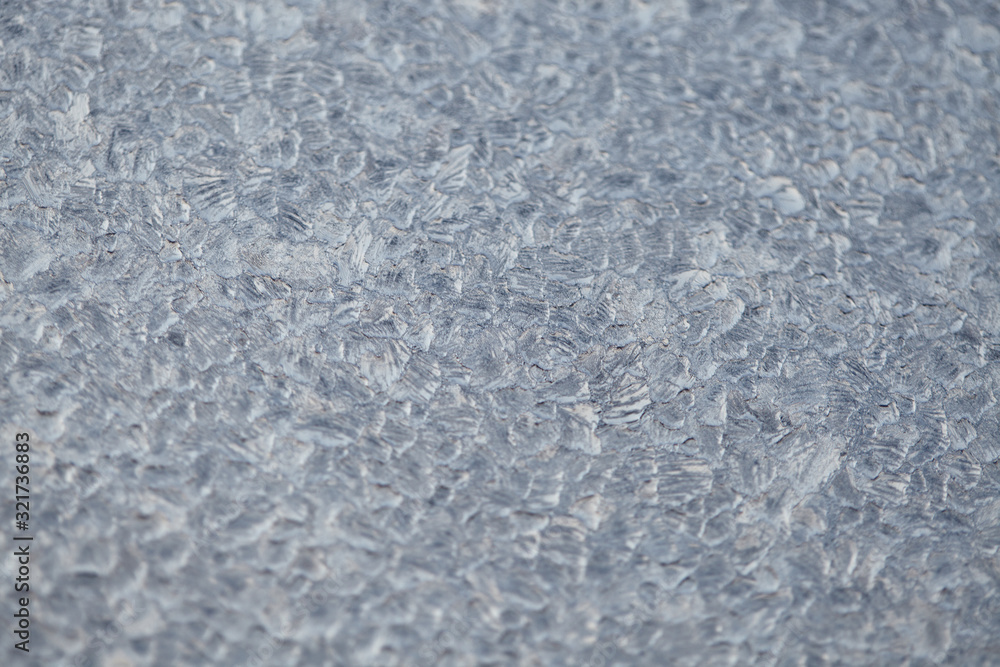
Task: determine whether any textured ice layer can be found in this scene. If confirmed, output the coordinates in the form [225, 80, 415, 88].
[1, 1, 999, 665]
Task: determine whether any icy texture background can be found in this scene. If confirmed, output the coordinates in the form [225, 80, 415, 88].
[2, 0, 1000, 665]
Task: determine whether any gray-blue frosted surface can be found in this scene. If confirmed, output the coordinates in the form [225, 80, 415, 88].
[1, 1, 999, 665]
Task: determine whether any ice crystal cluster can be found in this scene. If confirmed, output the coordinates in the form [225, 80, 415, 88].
[1, 0, 999, 665]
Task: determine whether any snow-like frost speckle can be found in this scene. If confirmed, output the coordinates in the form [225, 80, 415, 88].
[2, 0, 1000, 665]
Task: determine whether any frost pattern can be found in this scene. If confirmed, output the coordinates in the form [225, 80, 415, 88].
[1, 1, 999, 665]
